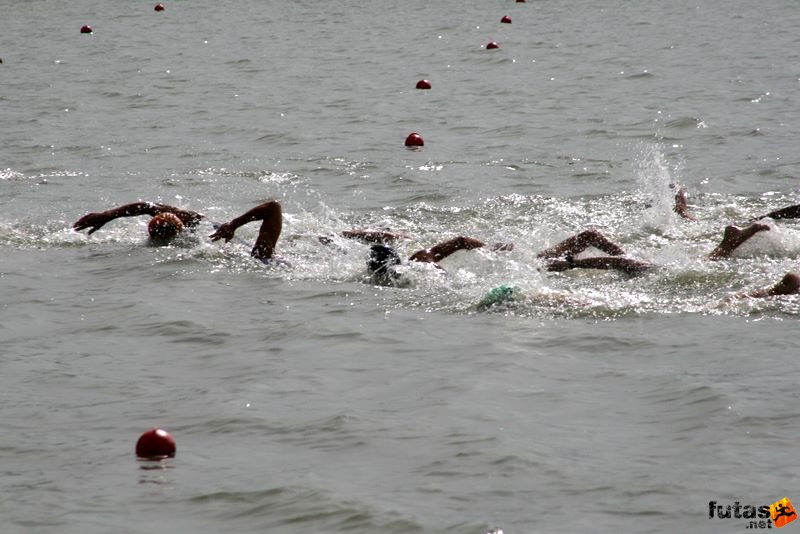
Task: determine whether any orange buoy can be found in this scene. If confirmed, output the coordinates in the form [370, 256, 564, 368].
[136, 428, 176, 459]
[404, 133, 424, 147]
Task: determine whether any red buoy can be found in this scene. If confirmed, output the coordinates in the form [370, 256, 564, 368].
[486, 42, 500, 50]
[135, 428, 176, 459]
[154, 3, 165, 11]
[416, 79, 432, 90]
[501, 16, 512, 24]
[80, 25, 93, 34]
[405, 133, 424, 147]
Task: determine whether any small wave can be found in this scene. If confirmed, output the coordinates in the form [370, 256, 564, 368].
[191, 167, 304, 185]
[188, 487, 428, 533]
[664, 116, 703, 129]
[624, 71, 654, 80]
[0, 168, 26, 180]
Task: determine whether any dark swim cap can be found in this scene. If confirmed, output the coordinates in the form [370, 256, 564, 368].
[368, 244, 401, 275]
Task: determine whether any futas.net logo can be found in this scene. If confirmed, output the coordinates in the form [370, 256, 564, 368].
[709, 497, 797, 529]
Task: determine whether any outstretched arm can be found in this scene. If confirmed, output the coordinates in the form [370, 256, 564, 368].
[340, 229, 410, 243]
[546, 255, 653, 274]
[409, 236, 484, 264]
[742, 272, 800, 298]
[407, 236, 512, 264]
[210, 200, 282, 260]
[73, 202, 204, 234]
[708, 223, 770, 260]
[537, 229, 625, 259]
[756, 204, 800, 221]
[673, 188, 697, 221]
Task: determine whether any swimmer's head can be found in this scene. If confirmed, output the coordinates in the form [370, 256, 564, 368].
[367, 244, 401, 280]
[148, 212, 185, 241]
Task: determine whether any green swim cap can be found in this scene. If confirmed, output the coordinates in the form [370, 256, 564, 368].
[477, 284, 519, 311]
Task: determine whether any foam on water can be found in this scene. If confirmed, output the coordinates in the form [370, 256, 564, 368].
[7, 146, 799, 321]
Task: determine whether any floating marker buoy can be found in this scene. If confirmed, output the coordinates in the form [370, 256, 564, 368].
[80, 25, 93, 34]
[501, 16, 512, 24]
[136, 428, 176, 459]
[486, 41, 499, 49]
[154, 3, 165, 11]
[405, 132, 424, 147]
[416, 79, 432, 90]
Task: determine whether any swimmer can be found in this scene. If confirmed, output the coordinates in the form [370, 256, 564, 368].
[360, 236, 513, 284]
[668, 187, 792, 258]
[351, 228, 649, 277]
[673, 186, 697, 221]
[672, 187, 800, 223]
[209, 200, 282, 261]
[318, 229, 410, 247]
[729, 272, 800, 299]
[754, 203, 800, 222]
[341, 229, 411, 243]
[73, 201, 204, 242]
[707, 222, 771, 260]
[541, 220, 773, 272]
[537, 229, 654, 274]
[210, 202, 508, 268]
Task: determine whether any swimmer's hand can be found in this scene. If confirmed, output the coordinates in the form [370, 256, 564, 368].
[73, 212, 110, 234]
[209, 222, 236, 242]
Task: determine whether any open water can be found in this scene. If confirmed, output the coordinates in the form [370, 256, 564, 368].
[2, 1, 800, 532]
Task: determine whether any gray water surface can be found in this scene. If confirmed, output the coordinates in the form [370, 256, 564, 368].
[2, 1, 799, 532]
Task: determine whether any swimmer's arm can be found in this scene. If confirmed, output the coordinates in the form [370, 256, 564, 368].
[673, 188, 696, 221]
[547, 256, 653, 274]
[73, 202, 204, 234]
[341, 229, 410, 243]
[72, 202, 161, 234]
[707, 223, 770, 260]
[409, 236, 489, 263]
[210, 200, 282, 238]
[757, 204, 800, 221]
[738, 273, 800, 299]
[210, 200, 282, 260]
[155, 205, 204, 227]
